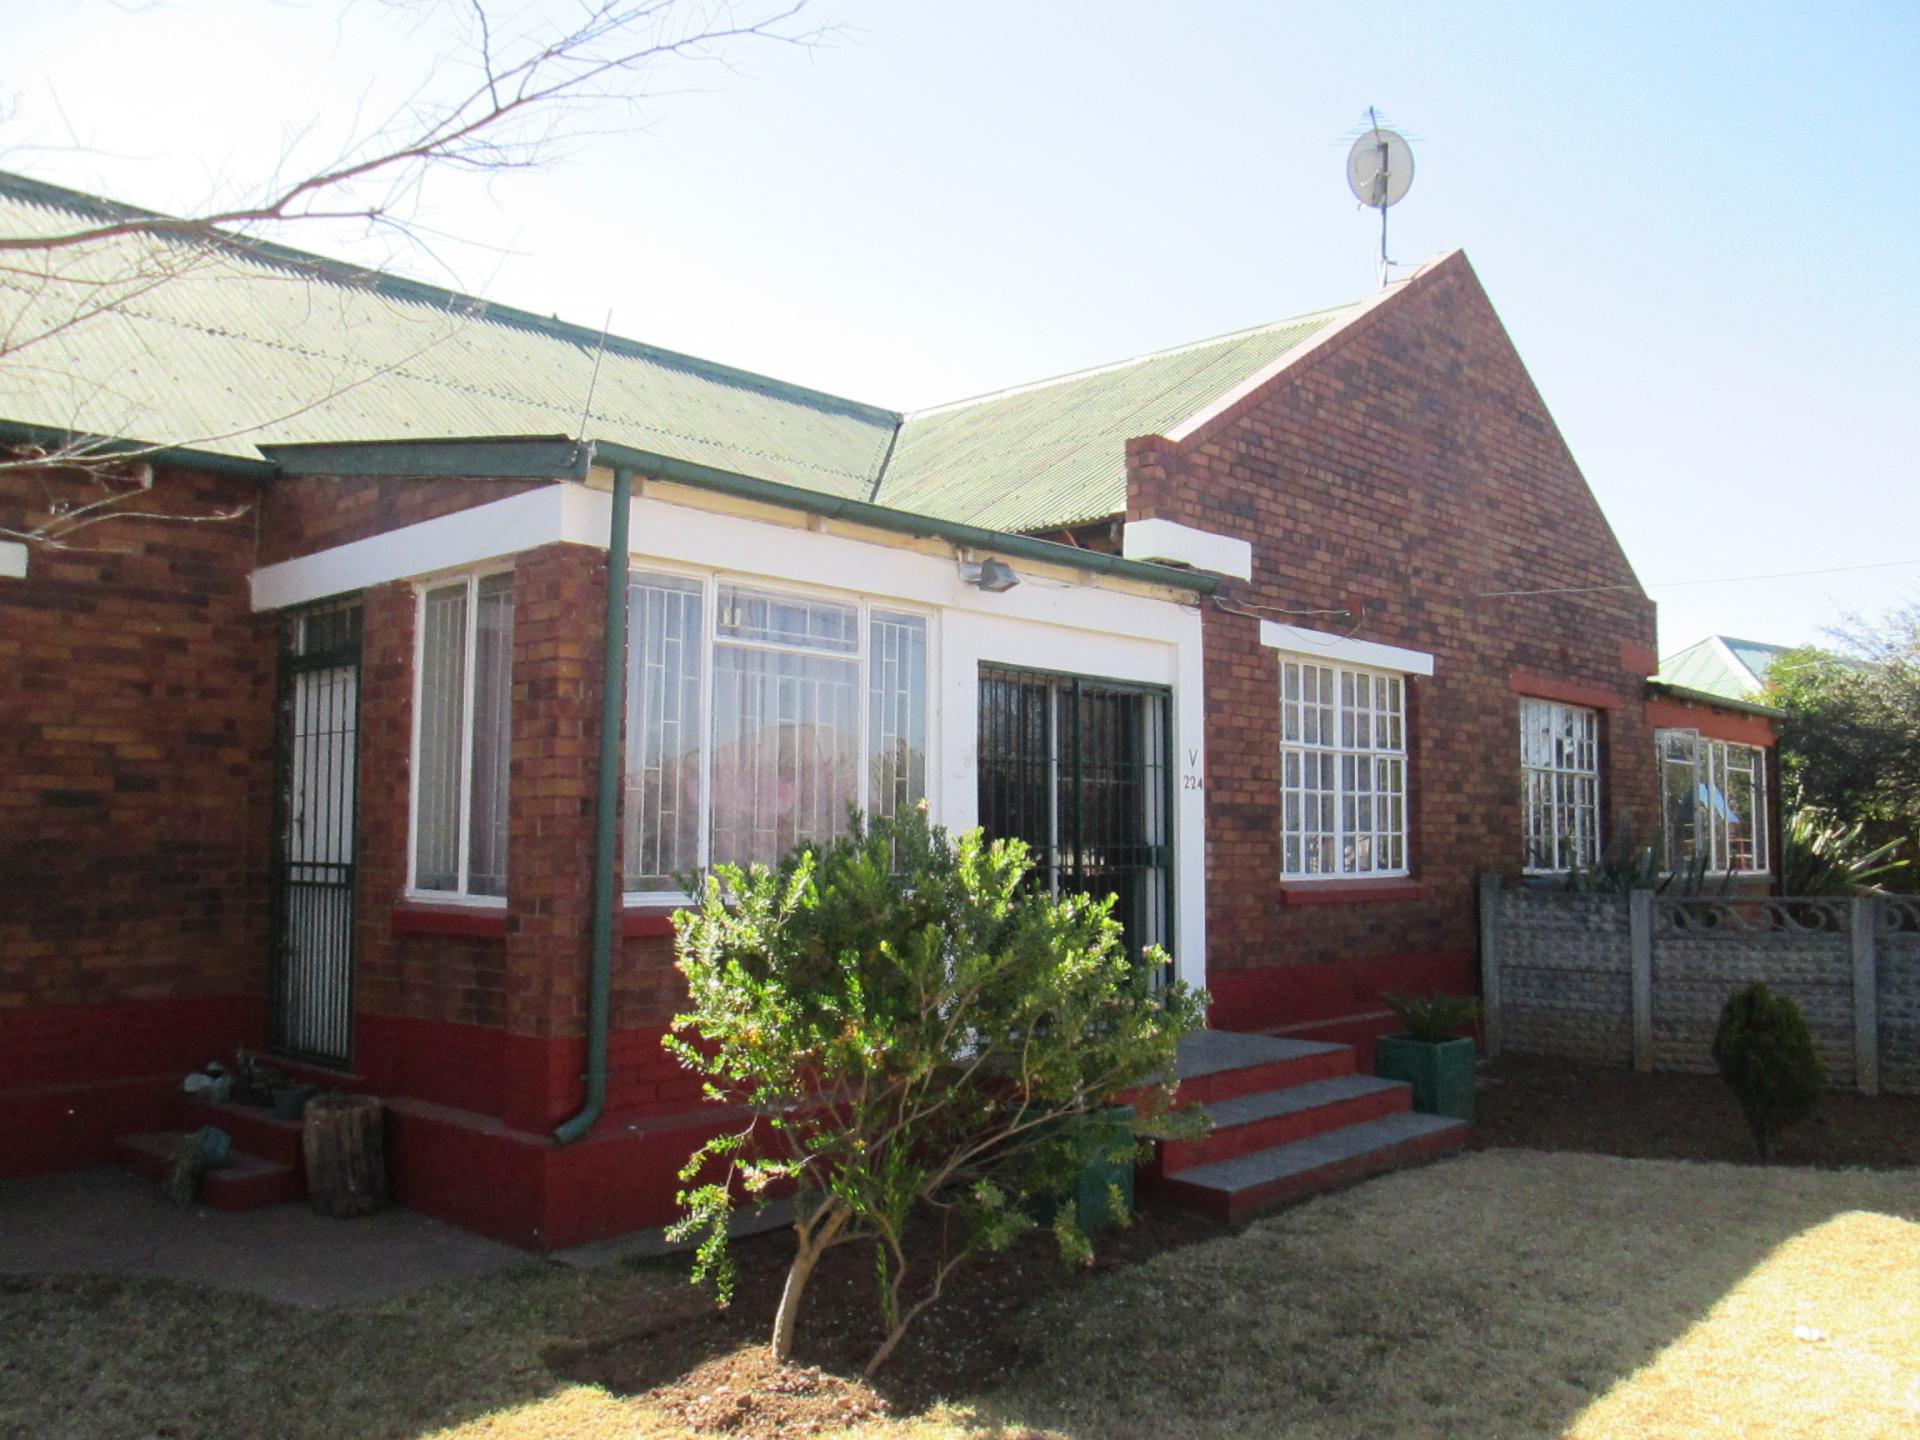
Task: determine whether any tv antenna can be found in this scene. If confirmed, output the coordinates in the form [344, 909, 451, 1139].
[1346, 108, 1415, 289]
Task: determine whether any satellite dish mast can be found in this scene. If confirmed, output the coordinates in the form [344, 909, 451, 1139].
[1346, 109, 1415, 290]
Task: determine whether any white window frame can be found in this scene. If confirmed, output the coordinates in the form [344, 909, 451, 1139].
[1278, 656, 1410, 880]
[406, 565, 516, 905]
[622, 565, 935, 905]
[1519, 698, 1604, 875]
[1657, 729, 1771, 876]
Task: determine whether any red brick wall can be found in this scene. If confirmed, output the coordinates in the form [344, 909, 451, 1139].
[1127, 254, 1663, 1030]
[346, 535, 694, 1132]
[0, 465, 274, 1012]
[257, 474, 547, 566]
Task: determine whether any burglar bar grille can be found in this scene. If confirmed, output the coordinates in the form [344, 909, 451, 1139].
[271, 601, 362, 1066]
[976, 665, 1172, 974]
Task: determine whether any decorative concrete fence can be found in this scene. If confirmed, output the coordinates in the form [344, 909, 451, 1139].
[1478, 876, 1920, 1096]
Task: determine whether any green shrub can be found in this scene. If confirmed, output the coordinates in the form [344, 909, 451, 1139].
[1711, 983, 1824, 1161]
[1779, 805, 1907, 896]
[1381, 991, 1480, 1043]
[665, 806, 1207, 1374]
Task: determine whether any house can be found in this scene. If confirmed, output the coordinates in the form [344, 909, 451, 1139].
[0, 170, 1775, 1244]
[1651, 637, 1789, 876]
[1659, 635, 1791, 704]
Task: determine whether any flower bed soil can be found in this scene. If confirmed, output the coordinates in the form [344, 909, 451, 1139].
[547, 1201, 1223, 1437]
[1474, 1054, 1920, 1169]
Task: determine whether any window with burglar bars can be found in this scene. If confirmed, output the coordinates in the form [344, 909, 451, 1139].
[1657, 729, 1770, 874]
[412, 571, 515, 898]
[1519, 697, 1601, 873]
[1279, 659, 1407, 878]
[976, 666, 1171, 967]
[623, 572, 929, 894]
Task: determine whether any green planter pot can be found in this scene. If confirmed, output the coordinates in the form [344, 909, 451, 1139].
[1027, 1105, 1136, 1232]
[1376, 1035, 1477, 1120]
[1073, 1106, 1135, 1232]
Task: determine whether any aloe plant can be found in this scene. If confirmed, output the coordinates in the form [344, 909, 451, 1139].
[1381, 991, 1480, 1043]
[1779, 807, 1908, 896]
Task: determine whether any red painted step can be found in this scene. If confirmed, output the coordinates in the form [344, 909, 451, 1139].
[184, 1098, 308, 1174]
[1158, 1112, 1469, 1224]
[114, 1132, 304, 1211]
[1156, 1073, 1414, 1172]
[1126, 1031, 1356, 1110]
[1143, 1030, 1472, 1225]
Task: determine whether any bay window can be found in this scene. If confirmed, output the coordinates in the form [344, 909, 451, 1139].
[624, 572, 928, 894]
[412, 570, 515, 898]
[1658, 730, 1769, 874]
[1279, 659, 1407, 877]
[1519, 698, 1601, 874]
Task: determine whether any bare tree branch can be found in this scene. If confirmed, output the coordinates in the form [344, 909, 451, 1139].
[0, 0, 831, 548]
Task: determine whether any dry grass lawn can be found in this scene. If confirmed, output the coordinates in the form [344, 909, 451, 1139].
[3, 1151, 1916, 1440]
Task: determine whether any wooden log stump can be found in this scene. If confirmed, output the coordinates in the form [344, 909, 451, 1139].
[302, 1093, 388, 1217]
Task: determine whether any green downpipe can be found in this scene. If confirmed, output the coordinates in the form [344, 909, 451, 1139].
[554, 464, 633, 1144]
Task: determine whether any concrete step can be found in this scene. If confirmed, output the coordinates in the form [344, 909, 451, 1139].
[1158, 1111, 1469, 1224]
[185, 1098, 307, 1173]
[1158, 1074, 1413, 1172]
[114, 1132, 304, 1211]
[1140, 1030, 1356, 1108]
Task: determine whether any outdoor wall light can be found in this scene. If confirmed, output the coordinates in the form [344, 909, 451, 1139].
[959, 557, 1021, 593]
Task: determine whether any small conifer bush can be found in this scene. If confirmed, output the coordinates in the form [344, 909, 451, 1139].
[1711, 983, 1824, 1161]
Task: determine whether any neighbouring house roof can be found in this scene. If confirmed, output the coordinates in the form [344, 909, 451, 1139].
[0, 169, 1363, 538]
[1657, 635, 1792, 702]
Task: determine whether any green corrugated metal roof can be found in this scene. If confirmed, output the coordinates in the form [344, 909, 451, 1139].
[1723, 637, 1788, 688]
[1657, 635, 1788, 701]
[0, 173, 896, 495]
[875, 311, 1351, 532]
[0, 170, 1359, 537]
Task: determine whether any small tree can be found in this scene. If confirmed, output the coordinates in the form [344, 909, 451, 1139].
[665, 807, 1206, 1375]
[1711, 983, 1824, 1161]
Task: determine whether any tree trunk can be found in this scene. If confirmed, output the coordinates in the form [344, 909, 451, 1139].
[302, 1092, 387, 1217]
[771, 1239, 824, 1362]
[771, 1202, 849, 1361]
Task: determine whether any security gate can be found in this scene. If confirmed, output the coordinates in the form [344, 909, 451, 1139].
[976, 665, 1173, 973]
[271, 601, 363, 1066]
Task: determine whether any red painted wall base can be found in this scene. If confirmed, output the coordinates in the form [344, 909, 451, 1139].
[1206, 950, 1478, 1070]
[1, 995, 267, 1179]
[382, 1097, 737, 1250]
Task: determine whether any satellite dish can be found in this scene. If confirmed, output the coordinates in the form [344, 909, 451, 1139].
[1346, 126, 1415, 209]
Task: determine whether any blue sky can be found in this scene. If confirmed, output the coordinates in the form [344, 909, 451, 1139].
[12, 0, 1918, 655]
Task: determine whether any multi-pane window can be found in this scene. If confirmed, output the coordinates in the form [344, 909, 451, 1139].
[1279, 659, 1407, 877]
[413, 571, 514, 897]
[1519, 698, 1601, 873]
[624, 573, 929, 893]
[1657, 730, 1770, 874]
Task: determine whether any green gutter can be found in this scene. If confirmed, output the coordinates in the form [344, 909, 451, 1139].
[554, 463, 633, 1145]
[1646, 679, 1786, 720]
[590, 441, 1220, 596]
[0, 418, 275, 479]
[260, 435, 593, 480]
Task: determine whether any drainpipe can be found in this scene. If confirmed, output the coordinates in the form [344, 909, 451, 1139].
[554, 464, 632, 1144]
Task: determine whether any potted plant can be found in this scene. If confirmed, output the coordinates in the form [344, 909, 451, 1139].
[1375, 992, 1480, 1120]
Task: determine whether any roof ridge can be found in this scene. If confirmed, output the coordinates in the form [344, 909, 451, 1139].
[901, 303, 1360, 420]
[0, 168, 902, 431]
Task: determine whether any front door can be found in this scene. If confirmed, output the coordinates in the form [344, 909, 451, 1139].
[271, 601, 363, 1066]
[976, 665, 1173, 975]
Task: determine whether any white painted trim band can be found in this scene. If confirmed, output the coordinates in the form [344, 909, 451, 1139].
[1259, 619, 1435, 676]
[0, 540, 26, 580]
[1121, 518, 1253, 581]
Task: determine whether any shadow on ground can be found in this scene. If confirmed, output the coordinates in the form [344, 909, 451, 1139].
[2, 1154, 1916, 1439]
